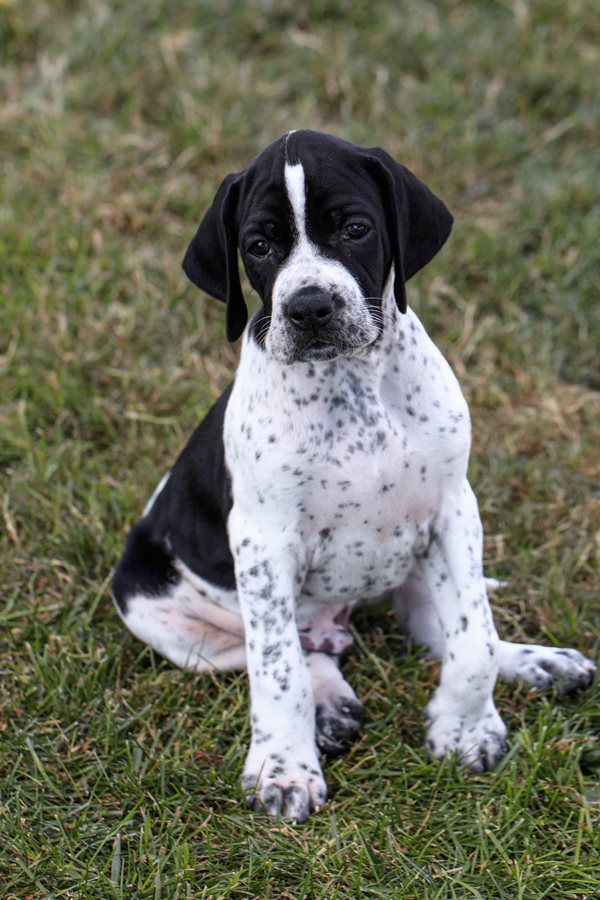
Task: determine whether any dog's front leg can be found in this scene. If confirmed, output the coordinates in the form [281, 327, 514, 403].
[230, 513, 326, 822]
[421, 482, 508, 771]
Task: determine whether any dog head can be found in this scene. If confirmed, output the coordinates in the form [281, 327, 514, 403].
[183, 130, 453, 364]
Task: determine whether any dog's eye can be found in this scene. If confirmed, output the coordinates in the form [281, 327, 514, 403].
[248, 239, 271, 258]
[344, 223, 368, 240]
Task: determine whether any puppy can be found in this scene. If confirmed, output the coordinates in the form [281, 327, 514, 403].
[113, 131, 595, 822]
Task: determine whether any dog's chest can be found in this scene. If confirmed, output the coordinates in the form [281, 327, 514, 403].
[289, 414, 444, 602]
[225, 318, 470, 604]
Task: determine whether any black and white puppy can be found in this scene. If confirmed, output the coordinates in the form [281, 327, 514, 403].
[113, 130, 595, 823]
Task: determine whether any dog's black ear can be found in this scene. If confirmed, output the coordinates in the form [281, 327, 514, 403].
[182, 173, 247, 342]
[363, 149, 454, 313]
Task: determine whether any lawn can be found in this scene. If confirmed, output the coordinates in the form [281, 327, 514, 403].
[1, 0, 599, 896]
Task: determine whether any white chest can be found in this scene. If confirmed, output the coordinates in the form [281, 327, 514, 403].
[225, 308, 471, 605]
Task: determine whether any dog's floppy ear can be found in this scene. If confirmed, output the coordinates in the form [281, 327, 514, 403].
[363, 149, 454, 313]
[182, 173, 247, 342]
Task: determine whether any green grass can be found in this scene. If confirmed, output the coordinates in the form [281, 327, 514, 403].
[1, 0, 599, 896]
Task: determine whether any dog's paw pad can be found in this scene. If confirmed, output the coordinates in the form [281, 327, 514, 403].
[316, 695, 363, 757]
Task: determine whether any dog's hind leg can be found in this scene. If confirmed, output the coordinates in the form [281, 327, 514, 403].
[394, 578, 595, 693]
[114, 581, 246, 672]
[113, 515, 246, 671]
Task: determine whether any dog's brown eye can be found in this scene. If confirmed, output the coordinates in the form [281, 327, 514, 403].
[249, 239, 271, 257]
[344, 223, 368, 240]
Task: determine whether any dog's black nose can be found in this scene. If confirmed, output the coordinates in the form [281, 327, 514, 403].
[285, 287, 335, 332]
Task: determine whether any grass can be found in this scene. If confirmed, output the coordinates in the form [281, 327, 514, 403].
[1, 0, 599, 896]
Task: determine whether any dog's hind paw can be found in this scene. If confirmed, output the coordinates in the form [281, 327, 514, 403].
[499, 642, 596, 694]
[316, 695, 363, 757]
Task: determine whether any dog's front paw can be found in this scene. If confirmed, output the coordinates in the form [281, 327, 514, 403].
[242, 746, 327, 823]
[316, 694, 363, 757]
[424, 699, 508, 772]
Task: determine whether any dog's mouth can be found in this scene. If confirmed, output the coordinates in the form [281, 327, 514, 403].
[299, 341, 343, 362]
[264, 308, 383, 365]
[288, 335, 381, 364]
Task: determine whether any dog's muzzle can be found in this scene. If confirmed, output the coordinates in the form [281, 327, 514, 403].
[282, 287, 348, 362]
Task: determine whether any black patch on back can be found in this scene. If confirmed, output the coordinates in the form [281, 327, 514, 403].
[113, 385, 236, 609]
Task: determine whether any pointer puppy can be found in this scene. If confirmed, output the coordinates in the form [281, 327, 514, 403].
[113, 130, 595, 822]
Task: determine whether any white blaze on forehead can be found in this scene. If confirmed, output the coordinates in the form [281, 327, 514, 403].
[268, 158, 379, 362]
[284, 162, 308, 242]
